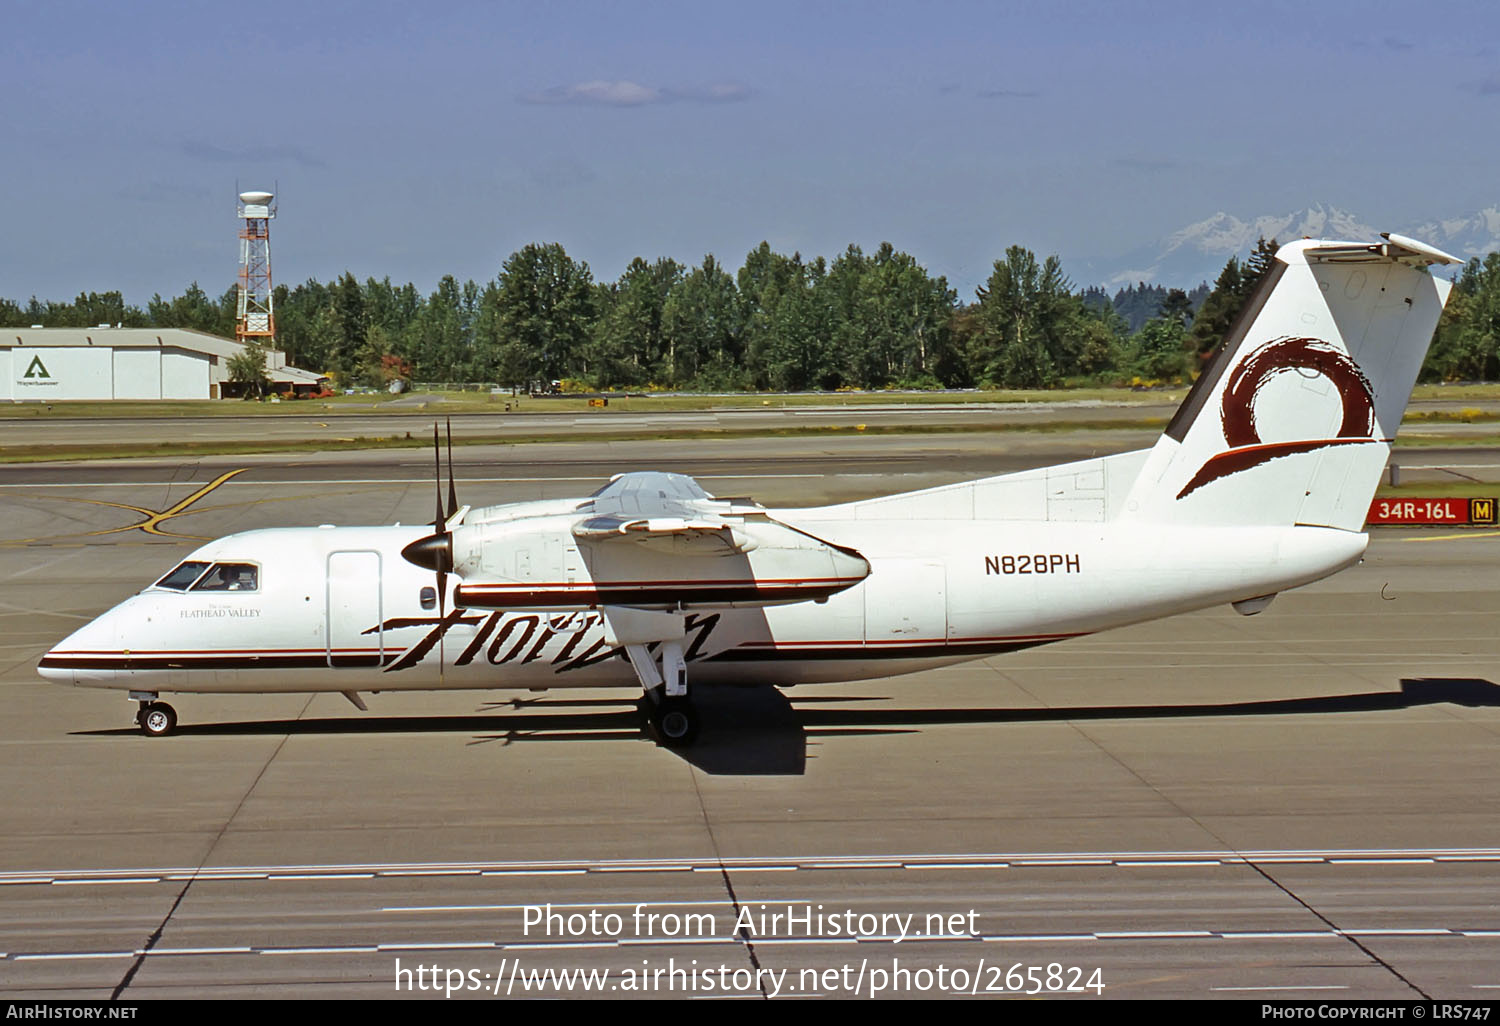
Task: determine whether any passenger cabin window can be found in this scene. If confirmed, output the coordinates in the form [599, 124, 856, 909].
[419, 586, 437, 610]
[154, 561, 211, 591]
[191, 563, 260, 592]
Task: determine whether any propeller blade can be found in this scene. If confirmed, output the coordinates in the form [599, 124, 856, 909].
[437, 566, 446, 683]
[446, 417, 458, 522]
[426, 420, 449, 680]
[432, 423, 443, 532]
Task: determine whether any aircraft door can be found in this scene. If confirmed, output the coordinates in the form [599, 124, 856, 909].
[863, 560, 946, 645]
[327, 550, 383, 667]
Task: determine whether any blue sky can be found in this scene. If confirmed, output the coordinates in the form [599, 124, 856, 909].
[3, 0, 1496, 304]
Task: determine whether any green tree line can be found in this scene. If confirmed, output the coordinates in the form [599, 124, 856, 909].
[4, 238, 1497, 389]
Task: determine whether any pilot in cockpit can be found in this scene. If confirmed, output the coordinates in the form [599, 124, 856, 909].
[198, 564, 255, 591]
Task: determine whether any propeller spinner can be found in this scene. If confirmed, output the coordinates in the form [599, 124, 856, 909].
[400, 421, 457, 575]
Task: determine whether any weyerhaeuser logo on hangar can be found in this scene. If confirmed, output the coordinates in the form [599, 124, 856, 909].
[18, 354, 58, 388]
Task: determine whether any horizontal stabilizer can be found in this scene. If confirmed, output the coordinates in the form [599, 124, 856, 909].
[1299, 233, 1463, 268]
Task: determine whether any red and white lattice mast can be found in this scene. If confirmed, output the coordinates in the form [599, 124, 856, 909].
[235, 190, 276, 343]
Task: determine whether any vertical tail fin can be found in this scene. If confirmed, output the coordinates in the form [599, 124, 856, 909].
[1122, 233, 1460, 529]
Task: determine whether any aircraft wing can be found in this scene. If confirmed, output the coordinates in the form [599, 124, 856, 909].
[570, 471, 768, 554]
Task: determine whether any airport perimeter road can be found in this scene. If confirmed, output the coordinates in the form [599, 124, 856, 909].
[0, 436, 1497, 998]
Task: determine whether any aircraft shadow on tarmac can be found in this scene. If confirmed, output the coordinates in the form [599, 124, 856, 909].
[73, 677, 1500, 777]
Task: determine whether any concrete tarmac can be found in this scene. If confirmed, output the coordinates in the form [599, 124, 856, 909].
[1, 432, 1498, 999]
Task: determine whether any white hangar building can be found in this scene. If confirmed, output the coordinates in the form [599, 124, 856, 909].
[1, 327, 324, 401]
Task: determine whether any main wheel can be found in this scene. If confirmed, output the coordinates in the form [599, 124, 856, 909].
[138, 702, 177, 737]
[651, 697, 699, 748]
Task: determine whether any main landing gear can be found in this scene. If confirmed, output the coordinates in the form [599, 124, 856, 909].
[596, 608, 706, 747]
[131, 692, 177, 737]
[623, 635, 699, 748]
[645, 691, 699, 747]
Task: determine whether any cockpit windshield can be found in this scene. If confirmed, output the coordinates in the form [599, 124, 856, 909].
[153, 561, 211, 591]
[191, 563, 259, 592]
[152, 561, 260, 592]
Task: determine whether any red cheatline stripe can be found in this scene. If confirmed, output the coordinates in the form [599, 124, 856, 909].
[49, 648, 382, 656]
[459, 576, 862, 589]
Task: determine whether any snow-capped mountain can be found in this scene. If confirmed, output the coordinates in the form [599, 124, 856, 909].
[1080, 204, 1500, 289]
[1408, 208, 1500, 262]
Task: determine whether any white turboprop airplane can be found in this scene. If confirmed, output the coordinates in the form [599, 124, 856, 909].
[39, 233, 1461, 745]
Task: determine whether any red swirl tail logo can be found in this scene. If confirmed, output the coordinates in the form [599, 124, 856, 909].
[1177, 336, 1381, 500]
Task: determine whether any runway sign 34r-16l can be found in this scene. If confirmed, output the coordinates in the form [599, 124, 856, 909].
[1367, 496, 1497, 525]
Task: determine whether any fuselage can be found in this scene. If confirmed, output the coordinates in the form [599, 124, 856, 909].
[37, 232, 1460, 726]
[38, 508, 1368, 697]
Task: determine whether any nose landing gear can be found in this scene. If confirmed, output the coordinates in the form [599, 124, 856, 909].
[131, 692, 177, 737]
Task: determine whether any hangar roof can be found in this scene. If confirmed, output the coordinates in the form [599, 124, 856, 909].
[4, 327, 258, 362]
[271, 365, 326, 385]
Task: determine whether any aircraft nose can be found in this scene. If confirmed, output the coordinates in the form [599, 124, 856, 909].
[37, 609, 120, 684]
[37, 638, 79, 683]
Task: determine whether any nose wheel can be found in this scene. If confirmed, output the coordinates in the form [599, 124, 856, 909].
[136, 701, 177, 737]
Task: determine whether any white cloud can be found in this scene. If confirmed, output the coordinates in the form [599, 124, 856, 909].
[521, 80, 664, 106]
[520, 80, 752, 107]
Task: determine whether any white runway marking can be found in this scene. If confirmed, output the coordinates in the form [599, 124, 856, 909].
[593, 864, 694, 873]
[746, 938, 851, 946]
[4, 923, 1492, 964]
[1213, 985, 1350, 992]
[52, 877, 161, 886]
[616, 937, 738, 946]
[692, 865, 798, 873]
[7, 846, 1500, 886]
[981, 934, 1095, 943]
[1346, 928, 1454, 936]
[385, 898, 782, 913]
[377, 941, 503, 951]
[150, 947, 252, 955]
